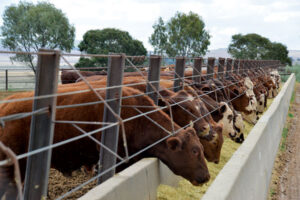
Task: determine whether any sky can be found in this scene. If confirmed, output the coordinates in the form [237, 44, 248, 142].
[0, 0, 300, 51]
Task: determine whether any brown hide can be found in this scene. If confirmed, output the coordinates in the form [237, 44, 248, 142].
[72, 77, 223, 163]
[61, 70, 107, 84]
[0, 86, 210, 197]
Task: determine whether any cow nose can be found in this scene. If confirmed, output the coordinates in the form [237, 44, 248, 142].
[214, 160, 219, 164]
[196, 174, 210, 184]
[229, 132, 236, 138]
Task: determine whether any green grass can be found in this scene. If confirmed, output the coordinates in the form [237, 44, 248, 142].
[290, 90, 295, 103]
[270, 188, 276, 197]
[281, 65, 300, 82]
[280, 127, 289, 151]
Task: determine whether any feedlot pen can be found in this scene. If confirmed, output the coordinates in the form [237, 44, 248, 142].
[0, 49, 284, 200]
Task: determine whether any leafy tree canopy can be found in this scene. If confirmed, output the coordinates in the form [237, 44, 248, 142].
[228, 33, 291, 65]
[75, 28, 147, 69]
[264, 42, 292, 66]
[149, 11, 210, 57]
[1, 1, 75, 73]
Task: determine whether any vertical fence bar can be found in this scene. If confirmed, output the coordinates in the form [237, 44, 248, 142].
[233, 59, 239, 74]
[207, 57, 215, 79]
[146, 55, 162, 105]
[244, 60, 250, 71]
[5, 70, 8, 91]
[251, 60, 256, 70]
[217, 58, 225, 79]
[240, 60, 245, 75]
[225, 58, 233, 77]
[173, 56, 185, 92]
[193, 57, 203, 84]
[98, 54, 125, 184]
[24, 49, 60, 200]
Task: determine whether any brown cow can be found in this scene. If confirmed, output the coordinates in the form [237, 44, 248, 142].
[156, 88, 224, 164]
[61, 70, 107, 84]
[0, 86, 210, 198]
[62, 77, 224, 163]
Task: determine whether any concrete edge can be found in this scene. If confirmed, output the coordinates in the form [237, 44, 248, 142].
[201, 73, 295, 200]
[79, 158, 181, 200]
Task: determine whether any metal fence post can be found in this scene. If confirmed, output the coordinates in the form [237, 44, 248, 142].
[225, 58, 233, 78]
[233, 59, 239, 74]
[5, 70, 8, 91]
[193, 57, 203, 84]
[173, 56, 185, 92]
[239, 60, 244, 75]
[146, 55, 162, 105]
[98, 54, 125, 184]
[207, 57, 215, 79]
[24, 49, 60, 200]
[217, 58, 225, 79]
[244, 60, 250, 71]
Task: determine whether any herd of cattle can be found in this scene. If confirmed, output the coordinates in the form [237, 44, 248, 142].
[0, 65, 281, 198]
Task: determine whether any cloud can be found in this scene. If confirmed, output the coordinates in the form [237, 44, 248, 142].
[0, 0, 300, 50]
[264, 11, 300, 22]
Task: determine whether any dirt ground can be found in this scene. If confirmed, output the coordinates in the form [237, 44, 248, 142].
[269, 83, 300, 200]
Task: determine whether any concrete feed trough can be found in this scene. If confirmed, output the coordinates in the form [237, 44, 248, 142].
[80, 74, 295, 200]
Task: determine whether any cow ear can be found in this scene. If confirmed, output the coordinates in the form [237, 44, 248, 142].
[233, 89, 239, 95]
[202, 86, 210, 92]
[220, 104, 226, 113]
[176, 90, 189, 97]
[158, 98, 167, 107]
[166, 137, 182, 152]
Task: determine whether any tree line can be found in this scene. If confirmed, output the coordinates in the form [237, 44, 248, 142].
[0, 1, 292, 73]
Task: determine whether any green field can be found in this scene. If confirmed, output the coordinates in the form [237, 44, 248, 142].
[281, 65, 300, 82]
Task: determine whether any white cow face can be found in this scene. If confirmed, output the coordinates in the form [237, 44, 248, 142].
[243, 94, 258, 124]
[257, 94, 265, 113]
[219, 102, 236, 138]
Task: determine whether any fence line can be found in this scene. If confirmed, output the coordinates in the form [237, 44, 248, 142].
[0, 50, 282, 200]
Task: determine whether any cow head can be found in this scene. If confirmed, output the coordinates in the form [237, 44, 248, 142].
[233, 112, 245, 143]
[199, 124, 223, 164]
[256, 93, 265, 113]
[209, 102, 236, 139]
[161, 128, 210, 185]
[244, 77, 254, 91]
[158, 90, 210, 136]
[264, 78, 277, 99]
[230, 84, 258, 124]
[192, 96, 224, 164]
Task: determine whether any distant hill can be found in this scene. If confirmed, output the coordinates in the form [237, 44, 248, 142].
[289, 50, 300, 64]
[205, 48, 231, 58]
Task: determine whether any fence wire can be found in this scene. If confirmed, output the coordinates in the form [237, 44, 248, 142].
[0, 50, 282, 200]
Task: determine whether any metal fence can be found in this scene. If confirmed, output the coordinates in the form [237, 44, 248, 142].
[0, 49, 282, 200]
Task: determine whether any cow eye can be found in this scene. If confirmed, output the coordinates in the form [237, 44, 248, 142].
[228, 114, 233, 121]
[192, 147, 199, 156]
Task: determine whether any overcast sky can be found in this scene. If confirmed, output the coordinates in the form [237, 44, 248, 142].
[0, 0, 300, 51]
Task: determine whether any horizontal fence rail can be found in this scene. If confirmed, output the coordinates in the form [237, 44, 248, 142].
[0, 49, 284, 200]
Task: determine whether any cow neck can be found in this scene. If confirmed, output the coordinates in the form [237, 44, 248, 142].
[120, 89, 182, 158]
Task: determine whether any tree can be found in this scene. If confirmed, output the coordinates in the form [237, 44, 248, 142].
[149, 17, 168, 55]
[1, 2, 75, 73]
[264, 42, 292, 66]
[228, 33, 270, 60]
[149, 11, 210, 57]
[228, 33, 291, 65]
[76, 28, 147, 69]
